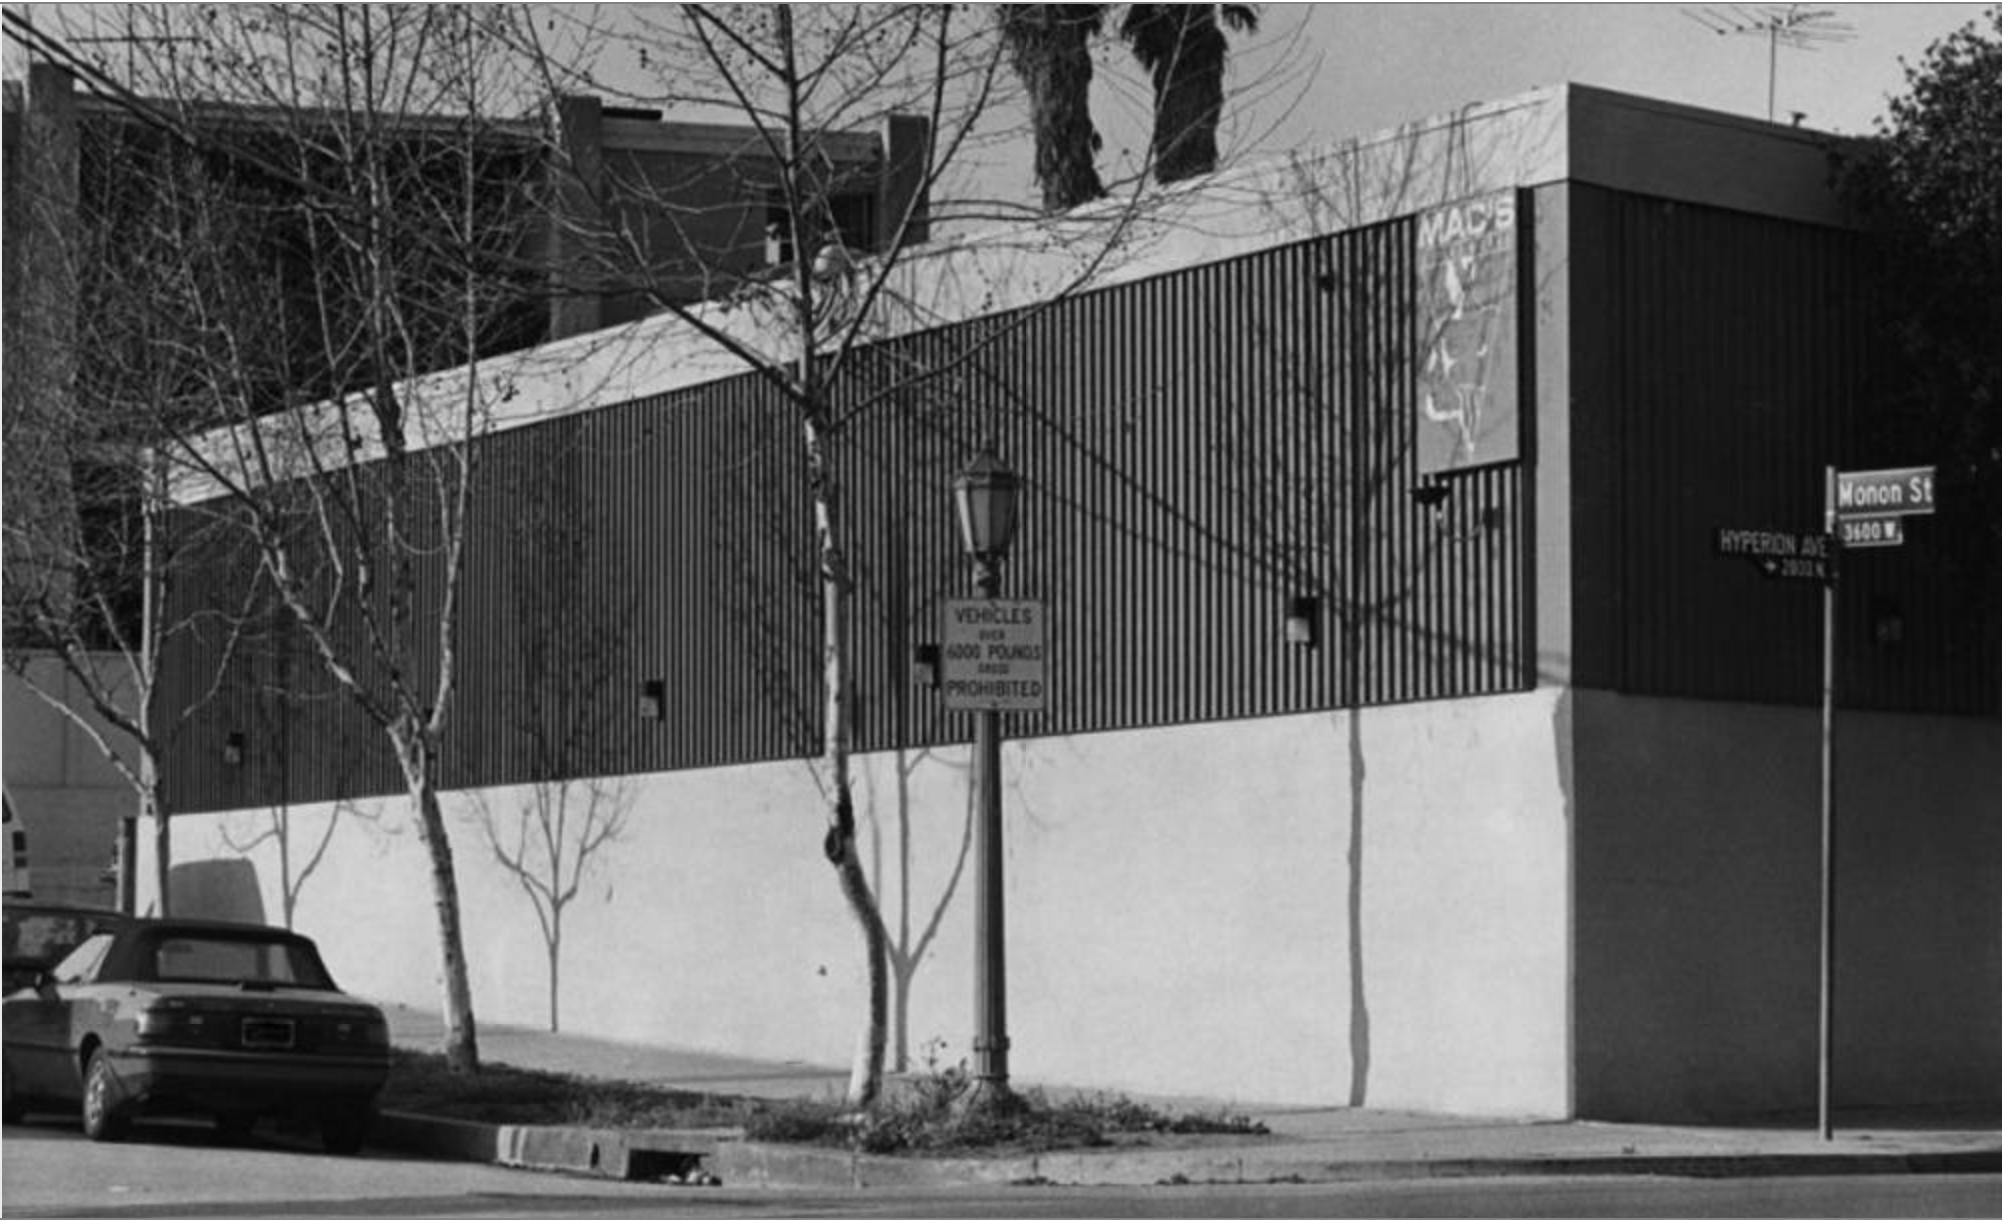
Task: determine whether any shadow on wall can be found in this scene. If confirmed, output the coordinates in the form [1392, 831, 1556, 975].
[167, 857, 266, 924]
[1344, 708, 1370, 1108]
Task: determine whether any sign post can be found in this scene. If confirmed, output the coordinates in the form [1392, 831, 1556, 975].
[1817, 464, 1935, 1141]
[1818, 467, 1840, 1144]
[940, 592, 1043, 1111]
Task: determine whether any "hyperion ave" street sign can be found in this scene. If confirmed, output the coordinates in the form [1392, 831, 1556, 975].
[1713, 526, 1829, 580]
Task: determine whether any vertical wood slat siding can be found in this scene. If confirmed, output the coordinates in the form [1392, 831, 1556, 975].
[1569, 185, 1994, 714]
[165, 221, 1537, 814]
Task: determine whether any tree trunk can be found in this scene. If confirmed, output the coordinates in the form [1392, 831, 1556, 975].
[400, 735, 481, 1072]
[831, 815, 891, 1107]
[1149, 12, 1228, 184]
[1001, 5, 1107, 212]
[892, 959, 913, 1073]
[803, 411, 891, 1109]
[146, 787, 171, 917]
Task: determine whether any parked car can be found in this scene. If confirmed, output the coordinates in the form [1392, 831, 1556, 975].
[0, 918, 390, 1153]
[3, 898, 130, 994]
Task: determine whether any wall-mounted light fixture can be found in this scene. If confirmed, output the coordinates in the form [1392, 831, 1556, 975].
[1870, 595, 1905, 648]
[222, 732, 246, 767]
[1285, 595, 1321, 648]
[913, 643, 942, 689]
[1411, 477, 1505, 540]
[638, 679, 666, 721]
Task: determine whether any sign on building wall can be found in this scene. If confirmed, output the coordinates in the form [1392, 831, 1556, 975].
[1416, 190, 1522, 477]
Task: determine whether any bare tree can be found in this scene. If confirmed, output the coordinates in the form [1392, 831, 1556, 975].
[520, 3, 1175, 1107]
[2, 48, 266, 915]
[17, 4, 587, 1073]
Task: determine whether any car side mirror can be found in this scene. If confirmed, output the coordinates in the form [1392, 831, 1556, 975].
[32, 969, 55, 993]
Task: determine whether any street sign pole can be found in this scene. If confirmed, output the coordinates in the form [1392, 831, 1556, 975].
[1818, 465, 1839, 1143]
[1729, 464, 1932, 1142]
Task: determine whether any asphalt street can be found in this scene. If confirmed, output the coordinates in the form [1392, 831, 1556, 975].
[6, 1118, 2002, 1219]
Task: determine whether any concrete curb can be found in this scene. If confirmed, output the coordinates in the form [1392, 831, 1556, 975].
[374, 1112, 728, 1182]
[370, 1112, 2002, 1188]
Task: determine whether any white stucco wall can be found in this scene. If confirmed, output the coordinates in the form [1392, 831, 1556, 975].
[155, 689, 1573, 1116]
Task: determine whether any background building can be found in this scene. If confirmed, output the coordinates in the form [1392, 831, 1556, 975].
[1, 60, 929, 905]
[142, 84, 2002, 1121]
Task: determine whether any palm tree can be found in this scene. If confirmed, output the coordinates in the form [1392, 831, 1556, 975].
[1118, 4, 1259, 184]
[999, 4, 1108, 213]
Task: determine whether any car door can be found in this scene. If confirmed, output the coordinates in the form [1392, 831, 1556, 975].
[4, 931, 113, 1099]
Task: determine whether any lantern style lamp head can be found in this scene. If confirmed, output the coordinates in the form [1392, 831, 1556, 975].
[954, 449, 1020, 562]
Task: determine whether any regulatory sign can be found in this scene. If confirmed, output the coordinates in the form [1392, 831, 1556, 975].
[1838, 516, 1905, 549]
[1714, 527, 1829, 580]
[1835, 467, 1935, 519]
[940, 599, 1046, 712]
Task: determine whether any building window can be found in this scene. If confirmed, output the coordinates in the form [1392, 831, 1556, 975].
[764, 191, 876, 266]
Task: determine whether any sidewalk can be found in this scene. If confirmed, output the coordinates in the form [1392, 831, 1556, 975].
[378, 1005, 2002, 1188]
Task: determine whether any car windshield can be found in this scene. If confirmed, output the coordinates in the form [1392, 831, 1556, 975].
[146, 934, 333, 988]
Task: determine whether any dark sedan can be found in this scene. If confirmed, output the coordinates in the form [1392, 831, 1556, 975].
[1, 918, 390, 1153]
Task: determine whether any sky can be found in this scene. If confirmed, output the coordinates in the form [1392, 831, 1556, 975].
[558, 3, 1994, 214]
[6, 3, 1989, 207]
[1173, 4, 1989, 169]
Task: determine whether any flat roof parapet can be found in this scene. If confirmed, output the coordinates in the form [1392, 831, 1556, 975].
[163, 82, 1858, 506]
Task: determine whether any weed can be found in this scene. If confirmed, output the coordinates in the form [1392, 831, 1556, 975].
[379, 1048, 756, 1129]
[743, 1058, 1267, 1155]
[382, 1046, 1269, 1157]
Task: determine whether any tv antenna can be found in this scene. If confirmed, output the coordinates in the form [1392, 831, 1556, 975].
[1683, 5, 1856, 122]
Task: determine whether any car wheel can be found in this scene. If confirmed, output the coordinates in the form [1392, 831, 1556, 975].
[2, 1061, 26, 1125]
[320, 1107, 372, 1156]
[80, 1051, 129, 1142]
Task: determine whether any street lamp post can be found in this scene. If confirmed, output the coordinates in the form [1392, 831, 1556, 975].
[953, 450, 1021, 1112]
